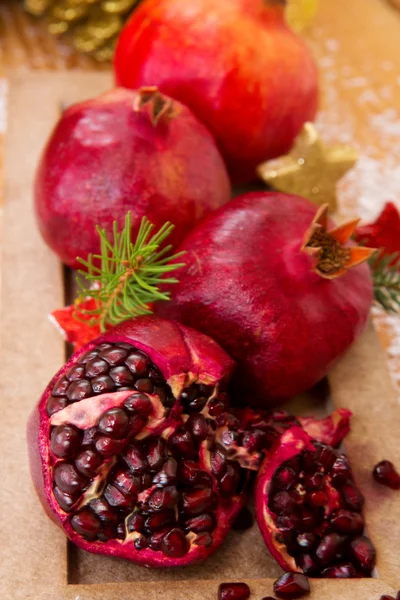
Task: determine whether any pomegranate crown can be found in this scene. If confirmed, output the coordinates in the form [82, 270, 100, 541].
[301, 204, 376, 279]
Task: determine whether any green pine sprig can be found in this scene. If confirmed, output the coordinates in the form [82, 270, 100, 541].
[369, 251, 400, 313]
[75, 212, 185, 331]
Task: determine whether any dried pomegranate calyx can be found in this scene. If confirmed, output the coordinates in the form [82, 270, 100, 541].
[134, 86, 175, 126]
[302, 204, 376, 279]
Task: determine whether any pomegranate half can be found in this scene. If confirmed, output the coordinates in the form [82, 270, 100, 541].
[158, 192, 374, 406]
[34, 86, 230, 269]
[114, 0, 318, 184]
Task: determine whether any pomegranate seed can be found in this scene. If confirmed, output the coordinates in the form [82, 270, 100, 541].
[153, 457, 178, 486]
[71, 509, 101, 540]
[52, 376, 70, 397]
[124, 392, 153, 416]
[182, 487, 216, 515]
[145, 509, 175, 531]
[125, 351, 149, 376]
[186, 413, 209, 441]
[194, 532, 213, 546]
[297, 554, 318, 575]
[66, 365, 85, 381]
[379, 596, 395, 600]
[75, 449, 103, 477]
[134, 535, 149, 550]
[161, 528, 189, 557]
[99, 347, 128, 366]
[168, 430, 196, 458]
[270, 491, 296, 514]
[296, 533, 316, 551]
[242, 429, 267, 452]
[148, 528, 169, 551]
[299, 508, 316, 532]
[54, 462, 88, 495]
[185, 512, 216, 533]
[113, 468, 141, 496]
[89, 497, 119, 523]
[276, 514, 300, 532]
[349, 535, 376, 573]
[321, 563, 356, 578]
[330, 509, 364, 534]
[104, 484, 137, 509]
[315, 533, 344, 564]
[232, 506, 254, 531]
[91, 375, 115, 394]
[274, 466, 297, 491]
[186, 396, 208, 413]
[331, 456, 351, 487]
[110, 366, 134, 386]
[219, 463, 240, 496]
[303, 472, 324, 491]
[79, 349, 100, 364]
[95, 436, 124, 456]
[51, 425, 81, 459]
[306, 490, 328, 508]
[134, 378, 153, 393]
[98, 407, 129, 438]
[148, 486, 179, 511]
[341, 484, 364, 512]
[273, 572, 310, 598]
[85, 358, 109, 377]
[53, 487, 78, 512]
[208, 399, 226, 416]
[81, 427, 97, 446]
[123, 443, 148, 473]
[98, 524, 118, 541]
[47, 396, 68, 416]
[147, 438, 167, 471]
[211, 447, 227, 479]
[373, 460, 400, 489]
[127, 512, 145, 533]
[66, 379, 92, 401]
[218, 582, 250, 600]
[316, 445, 337, 471]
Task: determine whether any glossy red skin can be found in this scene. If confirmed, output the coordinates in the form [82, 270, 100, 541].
[27, 316, 240, 567]
[157, 192, 373, 406]
[34, 87, 230, 269]
[114, 0, 319, 184]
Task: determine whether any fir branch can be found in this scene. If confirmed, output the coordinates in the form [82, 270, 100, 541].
[75, 212, 185, 331]
[369, 251, 400, 313]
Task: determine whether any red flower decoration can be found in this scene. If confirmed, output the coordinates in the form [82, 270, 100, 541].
[354, 202, 400, 259]
[50, 298, 105, 350]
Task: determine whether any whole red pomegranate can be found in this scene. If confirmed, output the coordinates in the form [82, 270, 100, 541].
[157, 192, 374, 406]
[114, 0, 318, 184]
[34, 86, 230, 269]
[256, 427, 376, 577]
[28, 316, 267, 567]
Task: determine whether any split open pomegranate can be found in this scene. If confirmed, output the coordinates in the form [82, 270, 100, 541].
[28, 316, 263, 567]
[256, 427, 376, 578]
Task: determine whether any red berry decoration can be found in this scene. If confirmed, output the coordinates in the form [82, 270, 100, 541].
[159, 193, 374, 406]
[255, 427, 376, 577]
[114, 0, 318, 183]
[218, 582, 251, 600]
[35, 86, 230, 269]
[273, 573, 310, 599]
[373, 460, 400, 489]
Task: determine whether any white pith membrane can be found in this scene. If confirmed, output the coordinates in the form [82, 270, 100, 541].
[45, 341, 259, 561]
[257, 427, 377, 578]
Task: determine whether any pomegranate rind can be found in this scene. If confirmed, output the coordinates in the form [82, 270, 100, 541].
[255, 427, 316, 572]
[298, 409, 352, 448]
[27, 316, 240, 567]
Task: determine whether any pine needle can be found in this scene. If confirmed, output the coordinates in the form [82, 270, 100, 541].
[75, 212, 185, 331]
[369, 251, 400, 313]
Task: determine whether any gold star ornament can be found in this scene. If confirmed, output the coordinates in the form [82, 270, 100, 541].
[257, 122, 358, 213]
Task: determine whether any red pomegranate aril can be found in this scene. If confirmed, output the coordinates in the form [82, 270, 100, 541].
[208, 399, 226, 416]
[113, 468, 141, 496]
[232, 506, 254, 531]
[242, 429, 268, 452]
[123, 444, 148, 474]
[186, 413, 209, 441]
[51, 424, 82, 459]
[127, 512, 145, 533]
[125, 351, 149, 376]
[185, 512, 216, 533]
[84, 358, 109, 377]
[348, 535, 376, 573]
[316, 445, 337, 471]
[307, 490, 328, 508]
[276, 514, 301, 532]
[89, 497, 119, 523]
[182, 487, 216, 515]
[46, 396, 68, 416]
[297, 554, 318, 576]
[145, 509, 175, 531]
[315, 533, 344, 565]
[95, 436, 124, 456]
[178, 460, 200, 485]
[380, 596, 395, 600]
[75, 449, 103, 477]
[187, 396, 208, 413]
[128, 415, 148, 437]
[98, 407, 129, 438]
[98, 524, 118, 541]
[123, 392, 153, 416]
[142, 472, 153, 489]
[147, 438, 167, 471]
[273, 573, 310, 598]
[99, 347, 128, 366]
[71, 509, 101, 540]
[66, 379, 92, 401]
[105, 484, 137, 509]
[80, 349, 101, 364]
[194, 532, 213, 546]
[110, 366, 134, 386]
[331, 456, 351, 488]
[52, 376, 70, 397]
[91, 375, 114, 394]
[81, 427, 97, 446]
[153, 457, 178, 487]
[321, 563, 356, 578]
[148, 486, 179, 511]
[211, 447, 227, 479]
[134, 535, 149, 550]
[135, 378, 154, 394]
[274, 466, 297, 491]
[270, 491, 297, 515]
[53, 486, 78, 512]
[373, 460, 400, 489]
[296, 533, 316, 551]
[218, 582, 250, 600]
[298, 508, 316, 533]
[341, 484, 365, 512]
[146, 527, 169, 551]
[53, 462, 88, 495]
[303, 472, 324, 491]
[219, 463, 240, 497]
[168, 430, 196, 458]
[330, 509, 364, 534]
[161, 527, 189, 557]
[66, 365, 85, 381]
